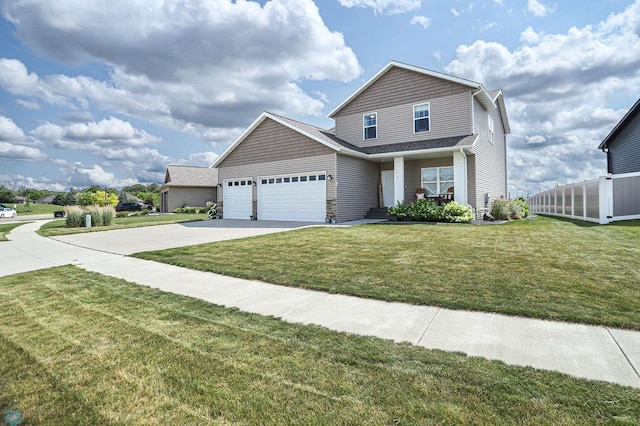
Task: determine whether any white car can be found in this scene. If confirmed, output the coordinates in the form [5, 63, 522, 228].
[0, 203, 17, 218]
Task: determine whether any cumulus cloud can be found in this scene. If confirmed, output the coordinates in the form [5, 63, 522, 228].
[1, 0, 361, 131]
[0, 116, 28, 142]
[16, 99, 41, 110]
[31, 117, 161, 151]
[445, 0, 640, 194]
[0, 115, 46, 161]
[410, 15, 430, 29]
[337, 0, 421, 15]
[527, 0, 551, 17]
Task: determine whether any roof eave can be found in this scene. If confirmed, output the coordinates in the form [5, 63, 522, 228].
[367, 145, 472, 159]
[598, 98, 640, 150]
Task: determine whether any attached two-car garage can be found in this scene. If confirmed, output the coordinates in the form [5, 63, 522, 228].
[223, 172, 327, 222]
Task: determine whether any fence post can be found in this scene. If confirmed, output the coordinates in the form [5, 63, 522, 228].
[599, 175, 613, 224]
[571, 185, 575, 218]
[583, 181, 587, 221]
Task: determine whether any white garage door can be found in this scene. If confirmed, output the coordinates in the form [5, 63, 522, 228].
[258, 172, 327, 222]
[223, 178, 253, 219]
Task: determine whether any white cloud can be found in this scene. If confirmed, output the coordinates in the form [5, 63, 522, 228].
[451, 8, 459, 17]
[0, 116, 28, 142]
[31, 117, 161, 150]
[337, 0, 421, 15]
[520, 26, 541, 44]
[445, 0, 640, 194]
[493, 0, 504, 5]
[0, 142, 46, 161]
[527, 0, 550, 17]
[72, 164, 119, 188]
[0, 0, 361, 132]
[16, 99, 41, 110]
[0, 174, 66, 192]
[410, 15, 430, 29]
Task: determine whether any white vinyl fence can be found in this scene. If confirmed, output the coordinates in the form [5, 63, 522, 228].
[528, 171, 640, 224]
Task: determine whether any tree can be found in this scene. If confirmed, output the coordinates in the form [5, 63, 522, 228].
[76, 191, 94, 206]
[0, 186, 14, 203]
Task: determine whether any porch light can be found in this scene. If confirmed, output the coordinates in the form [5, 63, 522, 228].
[217, 183, 222, 188]
[327, 174, 333, 181]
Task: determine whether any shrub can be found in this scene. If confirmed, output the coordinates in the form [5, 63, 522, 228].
[87, 205, 104, 227]
[408, 199, 442, 222]
[173, 208, 183, 213]
[513, 197, 530, 217]
[387, 202, 410, 219]
[207, 203, 218, 219]
[101, 206, 115, 225]
[442, 202, 474, 223]
[490, 199, 512, 220]
[64, 206, 84, 228]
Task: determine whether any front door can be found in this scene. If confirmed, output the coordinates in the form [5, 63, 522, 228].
[381, 170, 394, 207]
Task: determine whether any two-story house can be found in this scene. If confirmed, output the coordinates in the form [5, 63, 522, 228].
[212, 61, 510, 222]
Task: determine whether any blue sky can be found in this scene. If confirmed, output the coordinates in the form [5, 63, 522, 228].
[1, 0, 639, 195]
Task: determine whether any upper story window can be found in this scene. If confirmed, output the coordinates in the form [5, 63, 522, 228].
[488, 116, 495, 144]
[414, 103, 430, 133]
[363, 113, 377, 140]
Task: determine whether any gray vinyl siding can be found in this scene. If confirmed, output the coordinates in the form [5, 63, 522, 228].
[607, 112, 640, 174]
[334, 66, 469, 117]
[219, 118, 334, 168]
[470, 98, 507, 215]
[335, 91, 472, 147]
[466, 154, 477, 210]
[163, 187, 216, 212]
[336, 154, 379, 221]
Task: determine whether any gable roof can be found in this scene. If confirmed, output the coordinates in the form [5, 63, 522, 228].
[598, 98, 640, 150]
[328, 61, 496, 118]
[162, 165, 218, 187]
[211, 112, 368, 168]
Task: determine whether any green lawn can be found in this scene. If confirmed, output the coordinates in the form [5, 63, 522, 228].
[12, 203, 62, 215]
[135, 216, 640, 330]
[0, 222, 25, 242]
[37, 213, 208, 237]
[1, 266, 638, 424]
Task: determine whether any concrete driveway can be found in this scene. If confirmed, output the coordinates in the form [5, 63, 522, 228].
[51, 219, 316, 255]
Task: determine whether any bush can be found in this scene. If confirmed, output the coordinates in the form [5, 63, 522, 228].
[408, 199, 442, 222]
[441, 202, 474, 223]
[64, 206, 84, 228]
[207, 203, 218, 219]
[490, 199, 512, 220]
[387, 202, 410, 219]
[491, 198, 528, 220]
[513, 197, 530, 217]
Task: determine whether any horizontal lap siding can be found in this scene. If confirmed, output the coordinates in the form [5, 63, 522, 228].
[470, 98, 507, 215]
[608, 113, 640, 174]
[335, 67, 469, 117]
[335, 92, 472, 148]
[167, 187, 216, 212]
[219, 118, 335, 167]
[336, 155, 379, 221]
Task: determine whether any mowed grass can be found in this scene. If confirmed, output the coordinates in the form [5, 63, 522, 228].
[0, 222, 25, 241]
[1, 266, 638, 424]
[37, 213, 208, 237]
[14, 203, 62, 215]
[135, 216, 640, 330]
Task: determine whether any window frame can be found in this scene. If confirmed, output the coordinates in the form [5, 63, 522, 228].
[488, 116, 495, 144]
[363, 112, 377, 140]
[421, 166, 454, 196]
[413, 102, 431, 133]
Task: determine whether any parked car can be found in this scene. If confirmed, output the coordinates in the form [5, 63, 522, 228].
[0, 203, 17, 218]
[115, 202, 152, 212]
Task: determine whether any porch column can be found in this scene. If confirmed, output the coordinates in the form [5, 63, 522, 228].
[453, 150, 468, 205]
[393, 156, 405, 205]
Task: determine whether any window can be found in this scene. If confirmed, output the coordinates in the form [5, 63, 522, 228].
[488, 116, 495, 144]
[318, 174, 326, 181]
[363, 113, 377, 139]
[414, 103, 430, 133]
[309, 175, 317, 181]
[292, 176, 299, 182]
[284, 177, 290, 183]
[276, 178, 282, 183]
[300, 176, 307, 182]
[421, 166, 454, 195]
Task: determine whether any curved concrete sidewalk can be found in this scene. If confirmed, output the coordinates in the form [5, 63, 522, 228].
[2, 220, 640, 388]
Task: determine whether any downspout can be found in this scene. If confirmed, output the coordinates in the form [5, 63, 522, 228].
[460, 148, 467, 205]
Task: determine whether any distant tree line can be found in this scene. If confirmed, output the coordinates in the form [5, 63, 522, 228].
[0, 183, 161, 207]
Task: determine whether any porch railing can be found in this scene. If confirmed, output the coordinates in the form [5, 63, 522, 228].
[528, 171, 640, 224]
